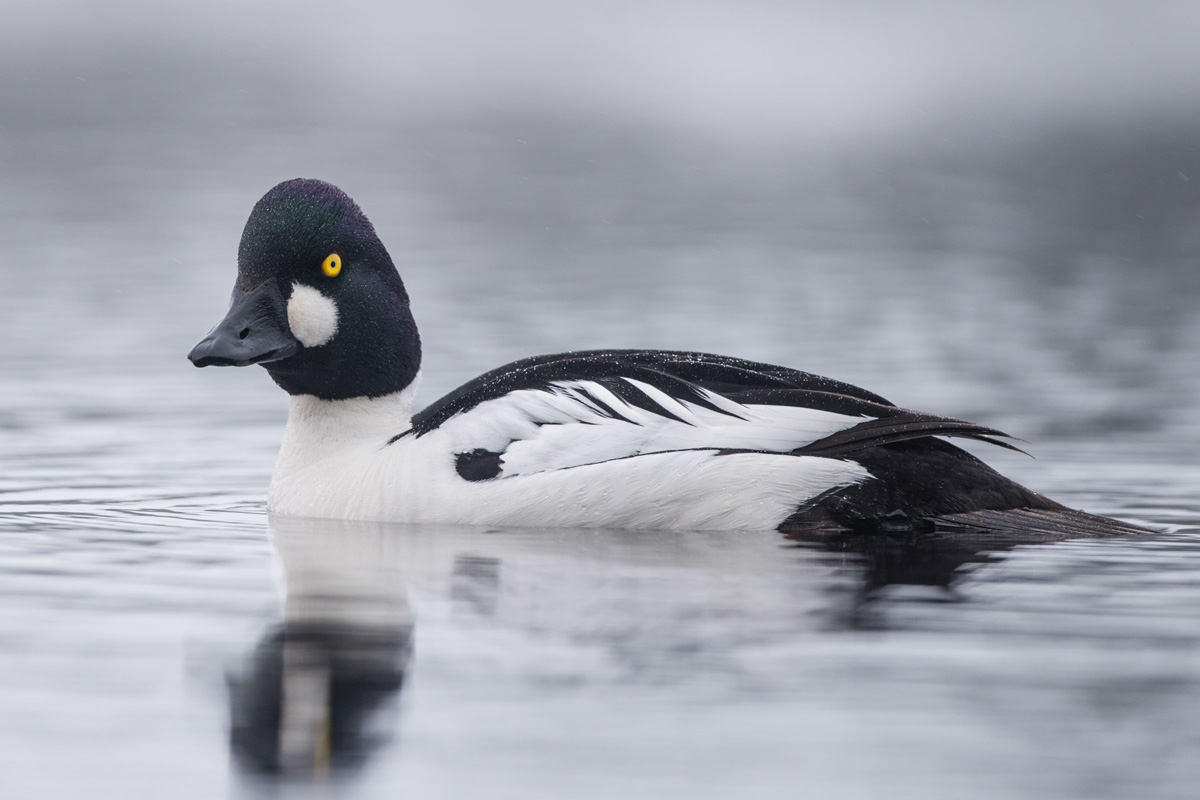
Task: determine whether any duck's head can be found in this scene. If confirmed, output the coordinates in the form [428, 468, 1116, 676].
[188, 179, 421, 399]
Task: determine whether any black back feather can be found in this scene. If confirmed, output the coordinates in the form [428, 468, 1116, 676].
[411, 350, 1018, 457]
[413, 349, 892, 433]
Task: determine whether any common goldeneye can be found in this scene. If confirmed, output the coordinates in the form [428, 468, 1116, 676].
[188, 179, 1144, 535]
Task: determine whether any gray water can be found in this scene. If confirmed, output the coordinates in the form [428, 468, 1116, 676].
[4, 5, 1200, 799]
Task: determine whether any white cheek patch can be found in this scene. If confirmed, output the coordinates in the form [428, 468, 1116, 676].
[287, 283, 339, 348]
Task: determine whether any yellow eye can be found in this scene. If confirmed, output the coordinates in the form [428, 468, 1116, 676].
[322, 253, 342, 278]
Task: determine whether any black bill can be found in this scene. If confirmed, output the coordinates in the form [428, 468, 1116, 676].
[188, 279, 299, 368]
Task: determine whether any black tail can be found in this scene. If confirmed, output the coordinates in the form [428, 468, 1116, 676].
[931, 507, 1152, 538]
[782, 438, 1153, 537]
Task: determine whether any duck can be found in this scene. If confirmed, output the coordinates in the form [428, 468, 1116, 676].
[188, 178, 1145, 536]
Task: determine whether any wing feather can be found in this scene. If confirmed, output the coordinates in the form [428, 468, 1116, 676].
[406, 350, 1019, 481]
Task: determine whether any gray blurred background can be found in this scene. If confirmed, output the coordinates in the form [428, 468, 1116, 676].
[4, 5, 1200, 797]
[3, 0, 1199, 443]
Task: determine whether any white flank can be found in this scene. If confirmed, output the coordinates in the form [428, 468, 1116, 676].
[268, 375, 874, 530]
[287, 283, 339, 348]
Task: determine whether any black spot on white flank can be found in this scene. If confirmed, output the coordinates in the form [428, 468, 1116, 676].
[455, 449, 504, 481]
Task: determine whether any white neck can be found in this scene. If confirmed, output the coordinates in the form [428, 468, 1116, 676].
[281, 377, 421, 445]
[270, 376, 421, 515]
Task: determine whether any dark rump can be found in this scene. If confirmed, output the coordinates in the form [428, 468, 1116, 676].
[782, 438, 1063, 531]
[783, 437, 1152, 536]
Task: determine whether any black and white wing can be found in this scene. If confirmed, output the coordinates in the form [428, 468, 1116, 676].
[404, 350, 1017, 482]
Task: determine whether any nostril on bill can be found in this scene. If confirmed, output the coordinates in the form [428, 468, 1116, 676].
[238, 328, 250, 340]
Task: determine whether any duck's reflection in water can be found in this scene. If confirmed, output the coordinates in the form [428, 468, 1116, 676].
[785, 520, 1137, 612]
[228, 516, 413, 777]
[225, 512, 1143, 784]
